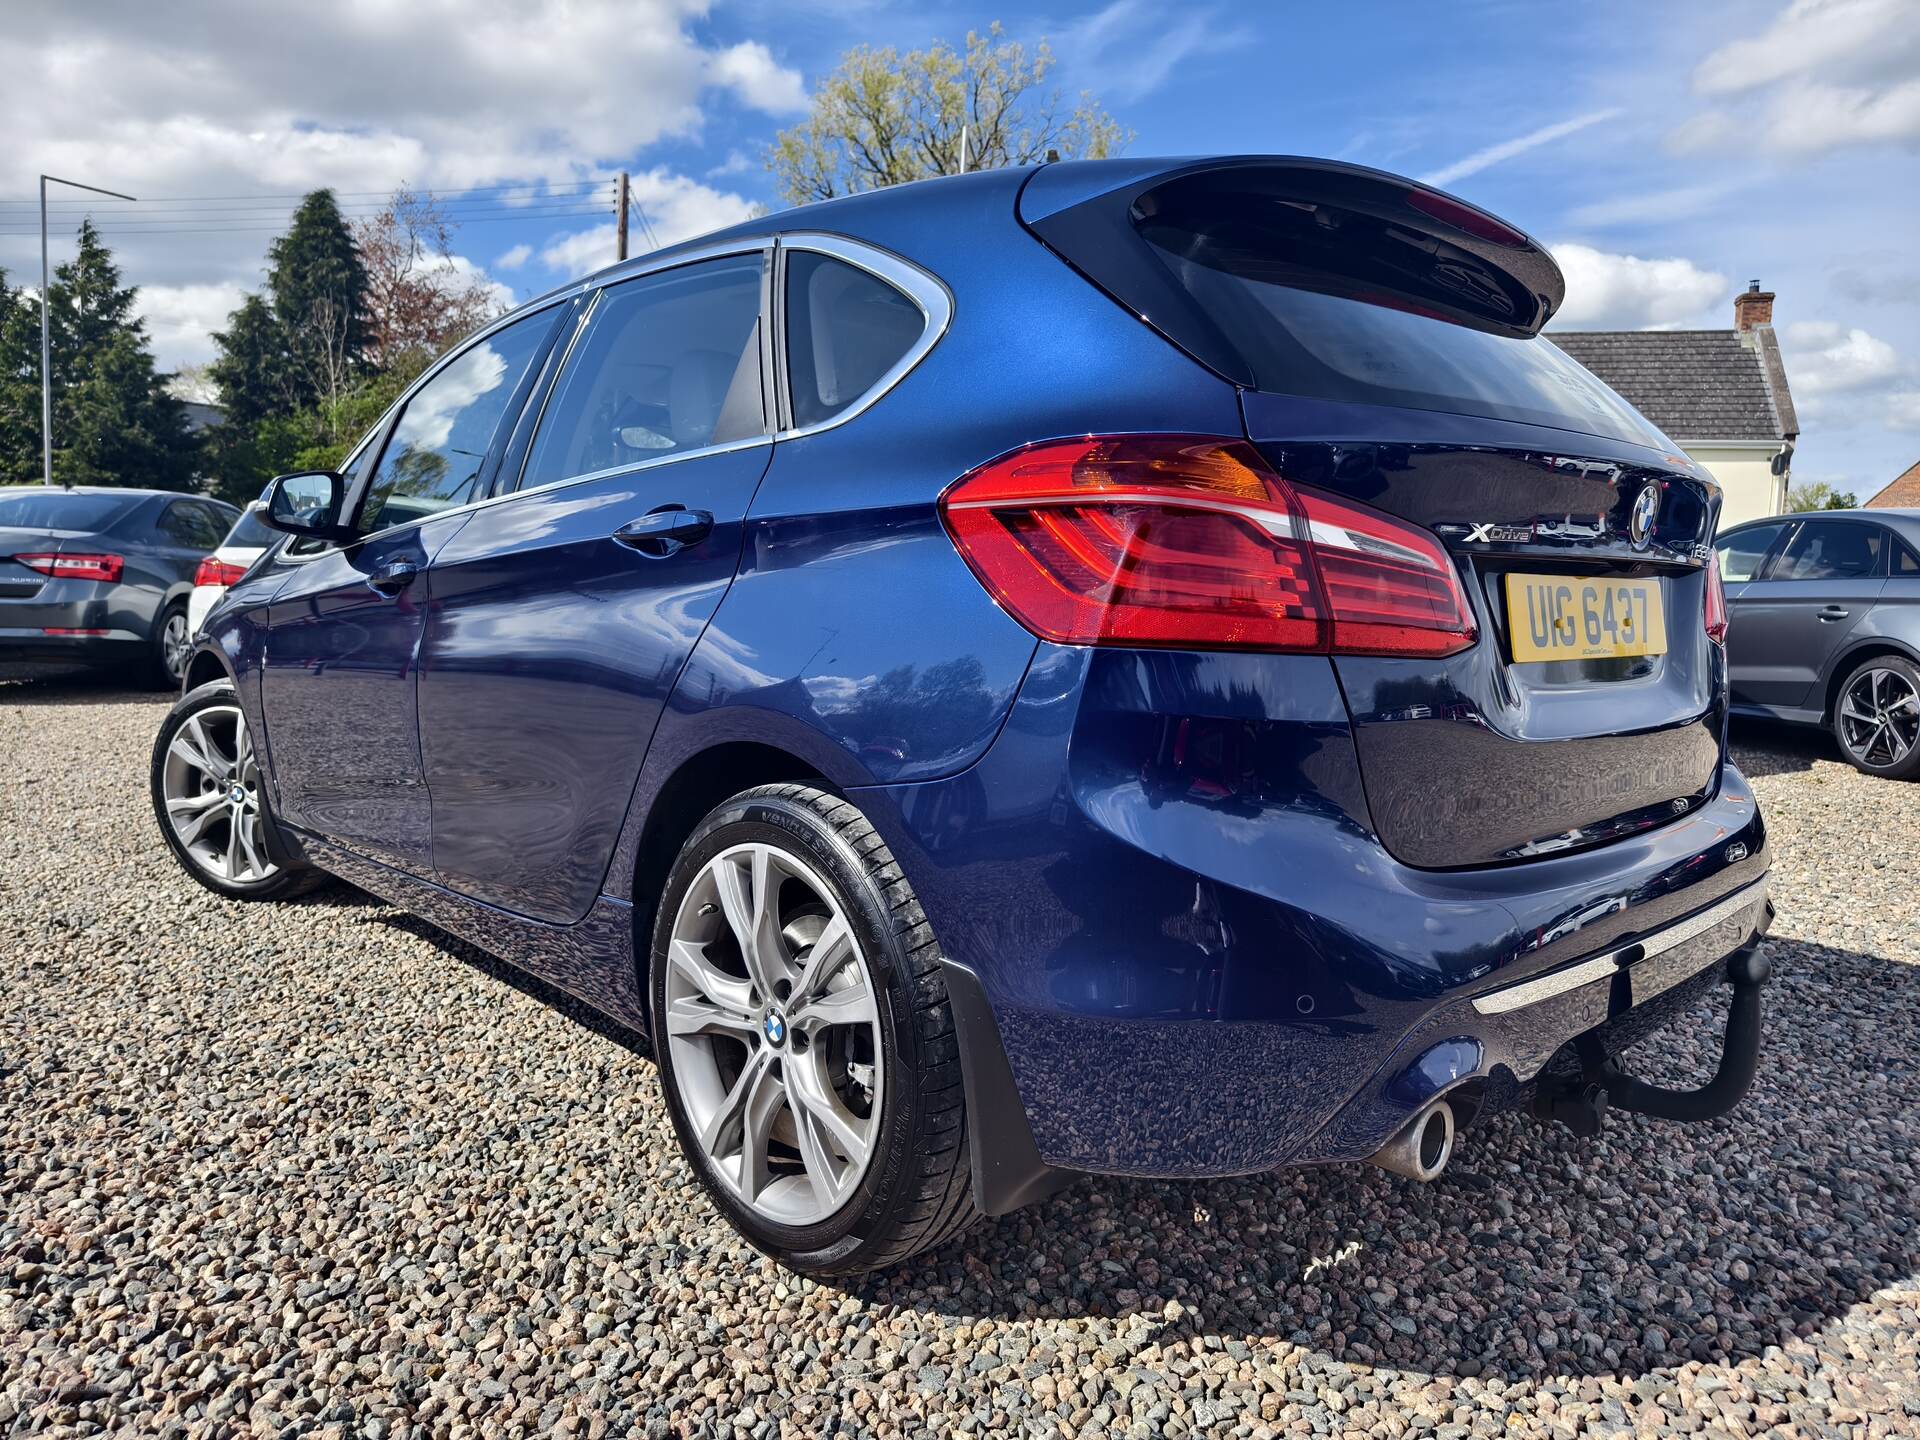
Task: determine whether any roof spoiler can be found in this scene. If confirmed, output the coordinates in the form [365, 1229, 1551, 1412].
[1019, 156, 1566, 387]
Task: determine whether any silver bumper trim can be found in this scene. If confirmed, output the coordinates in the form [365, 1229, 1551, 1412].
[1472, 875, 1770, 1017]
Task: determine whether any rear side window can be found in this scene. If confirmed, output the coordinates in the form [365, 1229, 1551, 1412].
[1716, 522, 1788, 582]
[1774, 520, 1885, 580]
[785, 252, 924, 429]
[158, 500, 226, 549]
[1899, 539, 1920, 575]
[521, 255, 765, 491]
[222, 508, 277, 548]
[359, 306, 558, 534]
[0, 490, 137, 530]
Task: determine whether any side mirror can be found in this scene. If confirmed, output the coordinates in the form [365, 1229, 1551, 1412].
[259, 471, 349, 541]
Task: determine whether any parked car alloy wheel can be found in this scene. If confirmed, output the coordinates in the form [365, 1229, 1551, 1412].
[153, 604, 192, 689]
[1834, 656, 1920, 780]
[150, 680, 323, 899]
[649, 785, 978, 1275]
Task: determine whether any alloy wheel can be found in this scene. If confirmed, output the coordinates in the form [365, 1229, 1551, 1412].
[161, 611, 192, 682]
[664, 841, 884, 1227]
[160, 704, 278, 883]
[1838, 667, 1919, 769]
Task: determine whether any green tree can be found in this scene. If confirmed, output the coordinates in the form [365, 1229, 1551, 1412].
[1786, 480, 1859, 511]
[267, 190, 371, 414]
[0, 226, 196, 489]
[206, 294, 289, 429]
[769, 23, 1129, 206]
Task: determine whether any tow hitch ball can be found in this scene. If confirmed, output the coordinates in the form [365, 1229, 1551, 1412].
[1532, 944, 1771, 1137]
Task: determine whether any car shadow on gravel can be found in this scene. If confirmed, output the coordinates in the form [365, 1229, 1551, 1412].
[0, 668, 165, 705]
[320, 889, 1916, 1389]
[1728, 717, 1836, 778]
[850, 938, 1918, 1386]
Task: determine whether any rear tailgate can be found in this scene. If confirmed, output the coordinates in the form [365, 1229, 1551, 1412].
[1022, 155, 1727, 868]
[1246, 404, 1722, 866]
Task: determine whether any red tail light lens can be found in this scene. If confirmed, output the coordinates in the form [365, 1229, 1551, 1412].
[194, 557, 249, 587]
[16, 552, 124, 583]
[940, 436, 1476, 657]
[1704, 558, 1728, 645]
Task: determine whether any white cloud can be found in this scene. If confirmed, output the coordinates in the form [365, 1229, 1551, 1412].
[1887, 392, 1920, 431]
[1421, 110, 1621, 188]
[1782, 320, 1905, 396]
[495, 244, 533, 271]
[708, 42, 808, 115]
[707, 150, 753, 179]
[1563, 182, 1744, 230]
[539, 171, 758, 278]
[1548, 244, 1728, 330]
[136, 281, 250, 371]
[1677, 0, 1920, 156]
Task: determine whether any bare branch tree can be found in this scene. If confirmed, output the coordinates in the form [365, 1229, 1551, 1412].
[353, 186, 505, 370]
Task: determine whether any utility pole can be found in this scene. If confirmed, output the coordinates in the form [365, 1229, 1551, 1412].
[40, 174, 136, 486]
[615, 171, 629, 263]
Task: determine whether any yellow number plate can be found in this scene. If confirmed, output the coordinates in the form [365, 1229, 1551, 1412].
[1504, 573, 1667, 663]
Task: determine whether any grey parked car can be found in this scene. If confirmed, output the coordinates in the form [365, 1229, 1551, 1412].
[1715, 507, 1920, 779]
[0, 486, 239, 688]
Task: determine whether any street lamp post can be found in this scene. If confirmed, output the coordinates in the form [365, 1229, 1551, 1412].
[40, 174, 136, 486]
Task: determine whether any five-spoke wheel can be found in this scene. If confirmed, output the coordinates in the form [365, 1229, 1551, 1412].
[1834, 656, 1920, 780]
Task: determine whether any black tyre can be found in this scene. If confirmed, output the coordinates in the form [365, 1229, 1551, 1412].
[648, 784, 979, 1275]
[150, 679, 327, 900]
[1832, 654, 1920, 780]
[148, 600, 192, 690]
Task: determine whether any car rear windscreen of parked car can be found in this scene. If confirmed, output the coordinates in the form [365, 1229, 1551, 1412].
[0, 490, 140, 530]
[1127, 175, 1668, 448]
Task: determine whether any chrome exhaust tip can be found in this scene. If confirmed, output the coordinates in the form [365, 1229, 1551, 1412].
[1368, 1099, 1455, 1182]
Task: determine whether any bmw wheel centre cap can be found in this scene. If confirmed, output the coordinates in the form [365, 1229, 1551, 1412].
[762, 1010, 787, 1046]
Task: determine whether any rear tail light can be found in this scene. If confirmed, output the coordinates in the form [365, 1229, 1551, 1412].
[939, 435, 1476, 657]
[1704, 558, 1728, 645]
[194, 557, 249, 587]
[15, 552, 124, 583]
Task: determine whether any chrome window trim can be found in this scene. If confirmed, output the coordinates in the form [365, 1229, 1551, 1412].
[279, 238, 776, 559]
[773, 232, 952, 442]
[1471, 875, 1769, 1016]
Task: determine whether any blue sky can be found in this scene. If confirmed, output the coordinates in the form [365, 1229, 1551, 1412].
[2, 0, 1916, 494]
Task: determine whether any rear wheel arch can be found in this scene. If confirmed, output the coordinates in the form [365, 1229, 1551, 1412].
[184, 647, 232, 694]
[1821, 638, 1920, 722]
[630, 741, 829, 997]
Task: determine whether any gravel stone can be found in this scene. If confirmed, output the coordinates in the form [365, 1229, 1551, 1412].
[2, 675, 1917, 1438]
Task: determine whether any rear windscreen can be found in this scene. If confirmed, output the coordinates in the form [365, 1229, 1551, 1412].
[1135, 198, 1671, 450]
[0, 490, 139, 530]
[222, 508, 277, 548]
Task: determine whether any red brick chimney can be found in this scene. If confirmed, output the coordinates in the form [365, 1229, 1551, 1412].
[1734, 279, 1775, 331]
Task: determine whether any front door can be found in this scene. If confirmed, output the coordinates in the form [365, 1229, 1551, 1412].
[258, 305, 562, 870]
[417, 250, 772, 923]
[1723, 517, 1887, 709]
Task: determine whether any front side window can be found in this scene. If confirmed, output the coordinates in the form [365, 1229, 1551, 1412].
[1715, 522, 1788, 582]
[521, 254, 765, 491]
[358, 307, 557, 534]
[785, 252, 925, 430]
[1773, 520, 1884, 581]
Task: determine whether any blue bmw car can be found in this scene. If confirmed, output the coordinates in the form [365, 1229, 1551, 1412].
[155, 157, 1774, 1275]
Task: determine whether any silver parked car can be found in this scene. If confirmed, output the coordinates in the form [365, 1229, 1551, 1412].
[0, 486, 239, 688]
[1716, 507, 1920, 779]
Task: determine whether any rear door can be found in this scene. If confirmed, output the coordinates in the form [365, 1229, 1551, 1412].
[416, 248, 772, 923]
[258, 304, 562, 871]
[1719, 517, 1886, 708]
[1714, 519, 1793, 706]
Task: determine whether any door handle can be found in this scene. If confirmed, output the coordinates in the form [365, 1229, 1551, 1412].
[613, 506, 714, 558]
[1818, 605, 1850, 621]
[367, 558, 419, 596]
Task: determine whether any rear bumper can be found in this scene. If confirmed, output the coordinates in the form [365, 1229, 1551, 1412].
[0, 625, 145, 664]
[859, 643, 1771, 1181]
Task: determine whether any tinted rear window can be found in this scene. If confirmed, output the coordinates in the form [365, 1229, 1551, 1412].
[1134, 198, 1670, 449]
[222, 508, 277, 548]
[0, 490, 139, 530]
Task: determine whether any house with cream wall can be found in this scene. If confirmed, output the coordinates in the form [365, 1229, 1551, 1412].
[1552, 282, 1799, 533]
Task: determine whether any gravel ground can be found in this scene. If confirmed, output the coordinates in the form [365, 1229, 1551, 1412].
[3, 670, 1917, 1440]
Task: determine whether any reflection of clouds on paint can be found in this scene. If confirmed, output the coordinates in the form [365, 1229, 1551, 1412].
[393, 341, 510, 453]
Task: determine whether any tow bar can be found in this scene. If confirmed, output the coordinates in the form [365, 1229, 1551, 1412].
[1531, 942, 1770, 1137]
